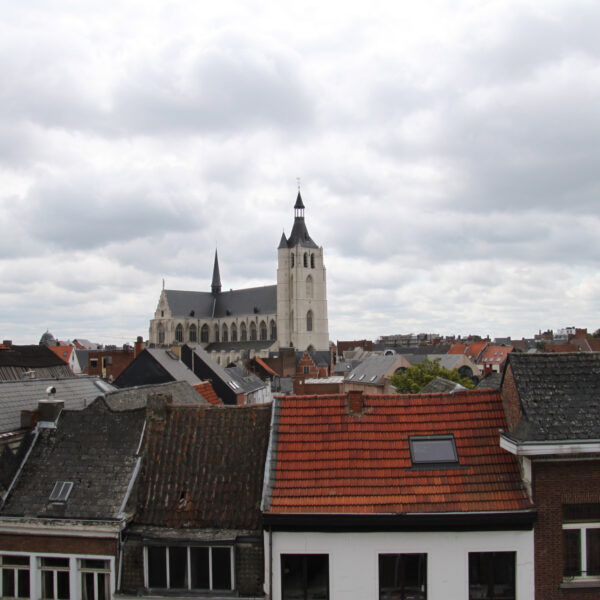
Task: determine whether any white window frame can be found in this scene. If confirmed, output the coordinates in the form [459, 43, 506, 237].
[78, 558, 111, 600]
[143, 545, 235, 591]
[563, 521, 600, 580]
[0, 554, 30, 599]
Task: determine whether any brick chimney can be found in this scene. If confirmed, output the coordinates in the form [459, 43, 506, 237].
[37, 399, 64, 427]
[147, 393, 172, 421]
[347, 390, 365, 415]
[134, 336, 145, 357]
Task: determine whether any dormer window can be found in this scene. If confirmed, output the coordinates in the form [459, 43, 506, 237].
[409, 435, 459, 468]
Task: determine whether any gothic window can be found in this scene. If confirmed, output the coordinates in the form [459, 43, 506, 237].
[260, 321, 267, 341]
[189, 324, 197, 343]
[231, 323, 238, 342]
[310, 253, 315, 268]
[306, 275, 313, 299]
[303, 253, 308, 267]
[214, 324, 220, 343]
[222, 324, 228, 342]
[290, 275, 293, 300]
[291, 253, 295, 268]
[250, 322, 257, 341]
[175, 324, 183, 343]
[200, 324, 209, 343]
[270, 320, 277, 340]
[306, 310, 313, 332]
[158, 324, 165, 345]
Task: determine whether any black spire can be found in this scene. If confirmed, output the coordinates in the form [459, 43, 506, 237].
[211, 249, 221, 294]
[287, 192, 317, 248]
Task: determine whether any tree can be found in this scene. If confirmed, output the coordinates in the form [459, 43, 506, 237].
[592, 328, 600, 338]
[390, 358, 475, 394]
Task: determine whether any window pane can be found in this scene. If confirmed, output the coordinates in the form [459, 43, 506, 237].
[587, 528, 600, 576]
[147, 547, 167, 588]
[190, 547, 209, 589]
[212, 548, 232, 590]
[169, 546, 187, 588]
[410, 436, 457, 464]
[42, 558, 69, 568]
[469, 552, 515, 600]
[42, 571, 54, 599]
[563, 504, 600, 522]
[82, 572, 94, 600]
[282, 555, 328, 600]
[563, 529, 581, 577]
[57, 570, 70, 600]
[281, 555, 304, 600]
[18, 569, 29, 598]
[97, 572, 108, 600]
[379, 554, 426, 600]
[306, 555, 328, 600]
[3, 569, 15, 597]
[2, 557, 29, 567]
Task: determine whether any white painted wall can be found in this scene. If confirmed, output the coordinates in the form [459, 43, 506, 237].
[265, 528, 534, 600]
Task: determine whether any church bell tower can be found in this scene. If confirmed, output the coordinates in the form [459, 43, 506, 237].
[277, 192, 329, 351]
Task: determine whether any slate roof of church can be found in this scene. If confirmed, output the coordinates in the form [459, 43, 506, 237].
[1, 399, 145, 520]
[135, 403, 271, 530]
[0, 376, 115, 434]
[504, 352, 600, 442]
[164, 285, 277, 319]
[263, 391, 532, 515]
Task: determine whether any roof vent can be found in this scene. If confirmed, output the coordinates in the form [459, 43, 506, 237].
[189, 310, 195, 317]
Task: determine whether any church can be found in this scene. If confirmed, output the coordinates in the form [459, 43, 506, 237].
[148, 193, 329, 363]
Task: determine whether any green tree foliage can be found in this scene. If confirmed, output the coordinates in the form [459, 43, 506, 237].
[593, 328, 600, 338]
[390, 358, 476, 394]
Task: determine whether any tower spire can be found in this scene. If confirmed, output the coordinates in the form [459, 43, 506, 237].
[211, 249, 222, 294]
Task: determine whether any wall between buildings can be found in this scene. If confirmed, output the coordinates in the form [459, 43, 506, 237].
[266, 529, 534, 600]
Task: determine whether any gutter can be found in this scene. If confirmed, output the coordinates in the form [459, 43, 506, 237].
[500, 432, 600, 456]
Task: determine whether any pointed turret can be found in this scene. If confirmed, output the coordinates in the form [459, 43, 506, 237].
[287, 192, 317, 248]
[211, 250, 222, 295]
[278, 231, 288, 249]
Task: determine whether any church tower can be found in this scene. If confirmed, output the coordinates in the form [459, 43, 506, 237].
[277, 193, 329, 351]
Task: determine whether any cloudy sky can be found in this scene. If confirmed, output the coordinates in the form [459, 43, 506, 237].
[1, 0, 599, 345]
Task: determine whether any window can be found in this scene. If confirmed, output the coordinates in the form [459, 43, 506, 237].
[409, 435, 458, 467]
[189, 324, 197, 343]
[281, 554, 329, 600]
[270, 320, 277, 340]
[90, 358, 98, 369]
[146, 546, 233, 591]
[157, 324, 165, 345]
[240, 323, 247, 341]
[201, 324, 209, 343]
[102, 356, 112, 367]
[79, 559, 110, 600]
[49, 481, 73, 502]
[214, 324, 220, 343]
[303, 253, 308, 268]
[40, 557, 70, 600]
[222, 324, 228, 343]
[468, 552, 515, 600]
[0, 555, 30, 598]
[260, 321, 267, 341]
[230, 323, 237, 342]
[379, 553, 426, 600]
[291, 253, 295, 268]
[306, 275, 313, 299]
[563, 504, 600, 579]
[306, 310, 313, 332]
[175, 324, 183, 343]
[310, 254, 315, 268]
[303, 366, 310, 374]
[250, 322, 257, 341]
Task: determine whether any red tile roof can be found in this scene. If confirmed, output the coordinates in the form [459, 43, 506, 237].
[265, 390, 532, 515]
[47, 345, 73, 363]
[193, 381, 221, 405]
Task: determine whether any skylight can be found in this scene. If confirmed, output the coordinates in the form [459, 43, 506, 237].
[228, 380, 239, 389]
[409, 435, 458, 467]
[49, 481, 74, 502]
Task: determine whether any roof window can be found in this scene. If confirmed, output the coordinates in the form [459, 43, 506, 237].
[409, 435, 458, 467]
[370, 375, 377, 382]
[358, 374, 365, 381]
[49, 481, 73, 502]
[229, 380, 239, 389]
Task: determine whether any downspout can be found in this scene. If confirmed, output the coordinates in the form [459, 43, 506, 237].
[269, 525, 273, 600]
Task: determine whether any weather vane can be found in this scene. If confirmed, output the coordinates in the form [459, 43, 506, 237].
[296, 177, 301, 192]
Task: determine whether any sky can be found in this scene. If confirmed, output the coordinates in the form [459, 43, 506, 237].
[1, 0, 599, 346]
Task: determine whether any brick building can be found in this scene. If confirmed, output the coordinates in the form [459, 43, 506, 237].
[500, 353, 600, 599]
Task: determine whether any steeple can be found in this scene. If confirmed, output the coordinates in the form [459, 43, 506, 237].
[211, 250, 222, 294]
[287, 192, 317, 248]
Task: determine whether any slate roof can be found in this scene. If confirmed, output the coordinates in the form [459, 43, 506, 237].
[475, 372, 502, 390]
[0, 376, 115, 434]
[0, 345, 74, 381]
[104, 381, 208, 411]
[505, 352, 600, 441]
[144, 349, 203, 385]
[280, 192, 318, 249]
[225, 366, 267, 394]
[135, 404, 271, 530]
[1, 399, 145, 520]
[296, 350, 330, 368]
[345, 354, 404, 385]
[263, 391, 532, 515]
[164, 285, 277, 319]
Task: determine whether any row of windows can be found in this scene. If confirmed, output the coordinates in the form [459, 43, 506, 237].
[0, 555, 111, 600]
[159, 320, 278, 344]
[281, 552, 516, 600]
[291, 252, 316, 269]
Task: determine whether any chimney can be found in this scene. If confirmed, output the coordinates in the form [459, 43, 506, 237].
[37, 399, 64, 427]
[147, 393, 172, 421]
[347, 390, 365, 415]
[2, 340, 12, 347]
[135, 336, 145, 357]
